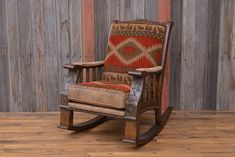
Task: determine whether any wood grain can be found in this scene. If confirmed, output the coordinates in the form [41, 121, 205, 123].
[145, 0, 157, 20]
[82, 0, 94, 62]
[217, 0, 235, 110]
[32, 0, 48, 112]
[158, 0, 171, 112]
[0, 0, 10, 112]
[69, 0, 82, 62]
[0, 111, 235, 156]
[132, 0, 145, 19]
[0, 0, 235, 111]
[205, 0, 220, 109]
[44, 0, 60, 111]
[5, 0, 22, 112]
[170, 0, 225, 110]
[170, 0, 183, 110]
[18, 0, 36, 112]
[120, 0, 133, 20]
[56, 0, 71, 93]
[94, 0, 109, 61]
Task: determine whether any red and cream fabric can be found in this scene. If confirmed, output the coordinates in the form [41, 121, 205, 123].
[68, 20, 167, 109]
[103, 21, 166, 77]
[102, 20, 166, 84]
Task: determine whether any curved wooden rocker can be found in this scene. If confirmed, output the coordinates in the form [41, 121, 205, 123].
[58, 110, 108, 132]
[58, 20, 173, 146]
[124, 107, 172, 146]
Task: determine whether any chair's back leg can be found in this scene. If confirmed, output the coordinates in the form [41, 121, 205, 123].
[155, 109, 161, 124]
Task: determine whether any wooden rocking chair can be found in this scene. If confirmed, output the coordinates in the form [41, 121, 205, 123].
[58, 20, 173, 146]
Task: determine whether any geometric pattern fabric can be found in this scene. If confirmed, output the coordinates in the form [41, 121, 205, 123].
[104, 20, 166, 75]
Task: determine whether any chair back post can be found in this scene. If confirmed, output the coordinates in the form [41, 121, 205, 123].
[160, 22, 174, 92]
[161, 22, 174, 69]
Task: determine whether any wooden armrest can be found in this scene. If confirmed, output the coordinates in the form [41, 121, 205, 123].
[136, 66, 163, 74]
[72, 61, 104, 68]
[128, 71, 147, 77]
[128, 66, 162, 77]
[63, 64, 76, 70]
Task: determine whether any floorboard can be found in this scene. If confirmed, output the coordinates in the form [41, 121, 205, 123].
[0, 111, 235, 157]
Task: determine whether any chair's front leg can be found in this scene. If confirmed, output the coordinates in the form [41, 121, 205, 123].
[59, 105, 74, 129]
[58, 66, 77, 129]
[124, 119, 139, 144]
[58, 93, 74, 129]
[124, 72, 145, 144]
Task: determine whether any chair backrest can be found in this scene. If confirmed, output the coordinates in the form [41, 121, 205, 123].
[102, 20, 173, 84]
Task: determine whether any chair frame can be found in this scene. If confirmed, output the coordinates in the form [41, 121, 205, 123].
[58, 20, 173, 146]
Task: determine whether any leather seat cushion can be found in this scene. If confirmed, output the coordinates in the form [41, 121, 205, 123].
[68, 81, 130, 109]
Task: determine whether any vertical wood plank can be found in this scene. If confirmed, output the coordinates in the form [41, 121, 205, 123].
[132, 0, 145, 19]
[170, 0, 183, 110]
[158, 0, 170, 21]
[0, 47, 10, 112]
[82, 0, 94, 61]
[17, 0, 37, 111]
[44, 0, 59, 111]
[205, 0, 221, 109]
[56, 0, 71, 92]
[5, 0, 22, 111]
[217, 0, 235, 110]
[120, 0, 132, 20]
[0, 0, 10, 112]
[193, 0, 209, 109]
[145, 0, 158, 20]
[94, 0, 120, 61]
[2, 0, 235, 111]
[32, 0, 47, 112]
[180, 0, 196, 110]
[106, 0, 120, 26]
[69, 0, 82, 62]
[94, 0, 108, 61]
[158, 0, 171, 111]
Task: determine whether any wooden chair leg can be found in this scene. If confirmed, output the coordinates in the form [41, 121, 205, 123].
[58, 106, 74, 129]
[123, 120, 139, 144]
[155, 108, 161, 124]
[123, 107, 172, 146]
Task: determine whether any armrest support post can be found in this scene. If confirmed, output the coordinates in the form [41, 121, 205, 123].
[125, 74, 145, 120]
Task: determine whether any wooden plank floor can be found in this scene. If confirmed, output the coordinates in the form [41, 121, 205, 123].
[0, 111, 235, 157]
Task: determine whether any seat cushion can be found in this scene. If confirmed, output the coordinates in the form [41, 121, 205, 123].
[68, 81, 130, 109]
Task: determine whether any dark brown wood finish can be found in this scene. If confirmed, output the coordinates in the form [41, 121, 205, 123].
[59, 20, 173, 146]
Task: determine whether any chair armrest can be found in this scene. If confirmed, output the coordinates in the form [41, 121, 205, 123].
[128, 71, 147, 77]
[136, 66, 163, 74]
[72, 61, 105, 68]
[63, 61, 104, 70]
[127, 66, 162, 77]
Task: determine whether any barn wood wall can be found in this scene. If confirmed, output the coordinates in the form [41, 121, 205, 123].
[0, 0, 234, 111]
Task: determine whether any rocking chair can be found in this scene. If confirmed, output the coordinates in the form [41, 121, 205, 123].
[58, 20, 173, 146]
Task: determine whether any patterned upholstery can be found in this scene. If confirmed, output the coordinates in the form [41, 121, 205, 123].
[68, 20, 167, 109]
[102, 20, 166, 84]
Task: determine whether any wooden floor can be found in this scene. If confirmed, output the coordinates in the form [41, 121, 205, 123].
[0, 111, 235, 157]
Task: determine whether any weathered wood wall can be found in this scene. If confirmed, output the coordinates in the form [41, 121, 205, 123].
[170, 0, 235, 110]
[0, 0, 235, 111]
[0, 0, 161, 111]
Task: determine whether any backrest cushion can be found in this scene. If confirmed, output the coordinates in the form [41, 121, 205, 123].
[102, 20, 166, 84]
